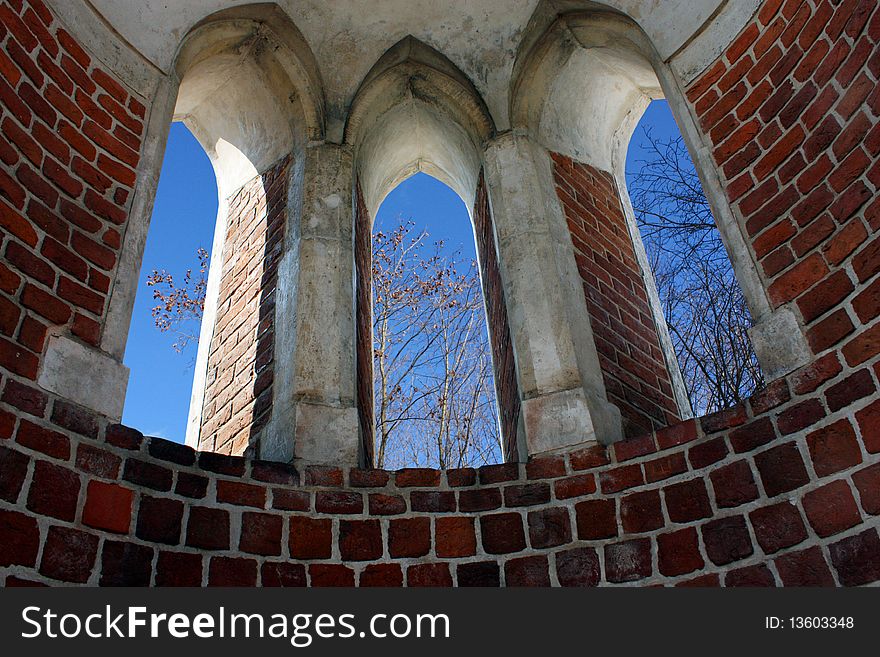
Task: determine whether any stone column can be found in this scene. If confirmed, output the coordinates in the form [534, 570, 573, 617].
[262, 143, 360, 465]
[482, 133, 623, 455]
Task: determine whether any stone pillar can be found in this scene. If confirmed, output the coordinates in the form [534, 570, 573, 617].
[482, 133, 623, 455]
[262, 143, 360, 465]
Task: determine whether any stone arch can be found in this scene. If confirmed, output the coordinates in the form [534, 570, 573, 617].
[508, 7, 811, 433]
[172, 2, 325, 196]
[344, 38, 523, 462]
[101, 3, 327, 455]
[345, 36, 495, 216]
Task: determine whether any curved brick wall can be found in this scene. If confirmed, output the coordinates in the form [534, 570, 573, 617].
[0, 0, 878, 586]
[1, 352, 877, 586]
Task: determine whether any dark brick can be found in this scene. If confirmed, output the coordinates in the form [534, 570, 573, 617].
[802, 480, 862, 538]
[710, 460, 759, 508]
[664, 478, 712, 522]
[240, 512, 283, 556]
[829, 529, 880, 586]
[261, 562, 307, 587]
[775, 546, 835, 586]
[185, 506, 230, 550]
[480, 512, 525, 554]
[435, 516, 476, 557]
[604, 538, 652, 583]
[123, 458, 173, 492]
[0, 508, 39, 567]
[657, 527, 704, 577]
[209, 556, 257, 586]
[147, 438, 195, 466]
[555, 547, 600, 587]
[27, 460, 79, 521]
[407, 563, 452, 587]
[155, 551, 203, 586]
[289, 516, 332, 559]
[754, 442, 810, 497]
[389, 517, 431, 558]
[701, 516, 753, 566]
[339, 519, 382, 561]
[39, 526, 98, 583]
[505, 555, 550, 586]
[411, 490, 456, 512]
[575, 498, 617, 539]
[749, 501, 808, 554]
[0, 446, 28, 502]
[359, 564, 403, 587]
[527, 506, 572, 548]
[620, 489, 663, 533]
[457, 561, 500, 587]
[136, 495, 183, 545]
[807, 419, 862, 476]
[100, 541, 153, 586]
[504, 482, 550, 507]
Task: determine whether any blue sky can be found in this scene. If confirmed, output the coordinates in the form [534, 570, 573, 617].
[122, 101, 681, 443]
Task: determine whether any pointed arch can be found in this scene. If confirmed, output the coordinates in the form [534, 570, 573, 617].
[345, 36, 495, 215]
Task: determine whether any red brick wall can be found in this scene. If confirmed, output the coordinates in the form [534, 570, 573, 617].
[686, 0, 879, 362]
[354, 181, 374, 465]
[0, 0, 144, 376]
[550, 153, 682, 438]
[198, 157, 289, 456]
[1, 359, 877, 586]
[473, 173, 520, 461]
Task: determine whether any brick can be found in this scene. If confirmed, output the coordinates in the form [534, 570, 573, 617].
[359, 564, 402, 587]
[0, 446, 29, 502]
[599, 463, 644, 493]
[309, 564, 355, 587]
[478, 463, 519, 484]
[457, 561, 500, 587]
[575, 498, 617, 540]
[27, 460, 79, 521]
[303, 465, 342, 486]
[446, 467, 476, 487]
[604, 538, 652, 583]
[0, 508, 39, 567]
[726, 564, 776, 587]
[480, 512, 525, 554]
[711, 460, 759, 508]
[458, 486, 501, 512]
[777, 398, 826, 435]
[368, 493, 406, 515]
[436, 516, 476, 557]
[553, 473, 596, 499]
[51, 399, 98, 438]
[612, 434, 656, 461]
[852, 463, 880, 515]
[209, 556, 257, 587]
[16, 419, 69, 459]
[525, 454, 566, 479]
[688, 438, 728, 469]
[775, 546, 835, 586]
[663, 478, 712, 523]
[755, 442, 810, 497]
[136, 495, 183, 545]
[100, 541, 153, 586]
[289, 516, 332, 559]
[503, 482, 550, 507]
[827, 370, 875, 415]
[105, 423, 143, 450]
[407, 563, 452, 587]
[807, 419, 863, 477]
[5, 241, 54, 287]
[618, 489, 662, 534]
[315, 491, 362, 514]
[701, 515, 753, 566]
[337, 519, 382, 561]
[526, 506, 571, 549]
[39, 526, 98, 583]
[829, 529, 880, 586]
[411, 490, 456, 512]
[82, 480, 133, 534]
[505, 555, 550, 587]
[729, 417, 777, 453]
[349, 468, 389, 487]
[271, 488, 309, 511]
[395, 467, 441, 487]
[123, 458, 172, 492]
[569, 444, 610, 470]
[147, 437, 195, 466]
[0, 335, 39, 379]
[216, 480, 266, 508]
[185, 506, 229, 551]
[802, 480, 862, 538]
[807, 309, 855, 352]
[389, 516, 431, 558]
[175, 472, 208, 499]
[155, 551, 202, 587]
[749, 501, 808, 554]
